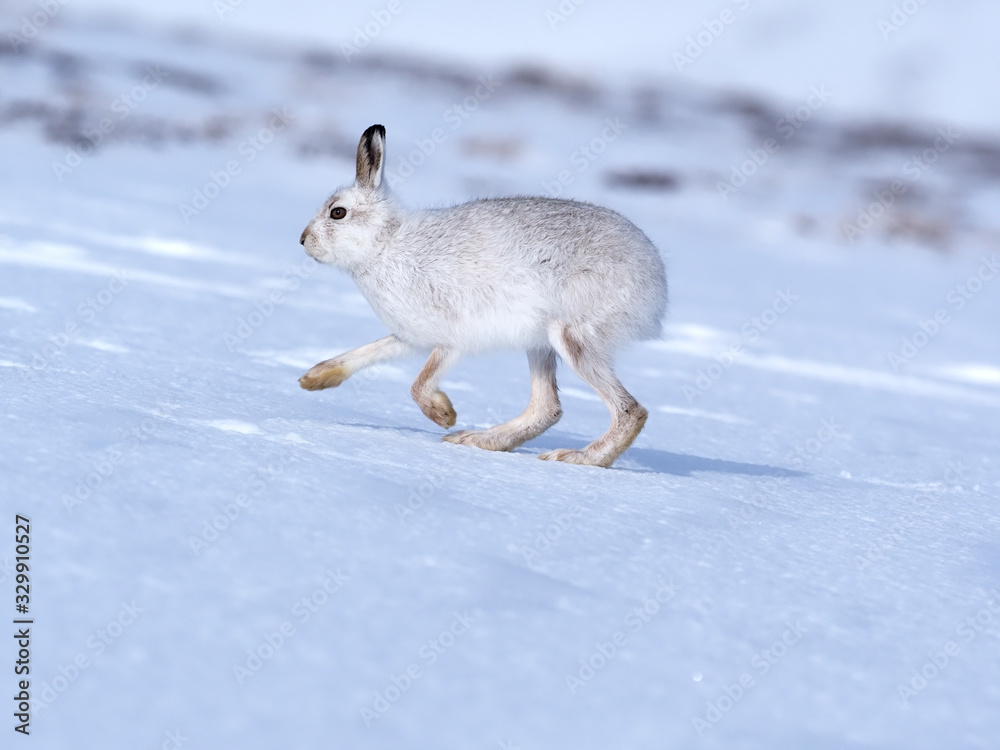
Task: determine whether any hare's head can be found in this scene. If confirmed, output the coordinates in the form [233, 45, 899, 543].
[300, 124, 396, 268]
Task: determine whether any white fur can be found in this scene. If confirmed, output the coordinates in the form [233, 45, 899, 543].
[299, 124, 667, 467]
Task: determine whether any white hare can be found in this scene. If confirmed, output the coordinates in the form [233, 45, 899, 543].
[298, 124, 667, 467]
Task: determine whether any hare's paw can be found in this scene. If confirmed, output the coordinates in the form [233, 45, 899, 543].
[443, 429, 515, 452]
[538, 448, 610, 468]
[299, 360, 351, 391]
[419, 390, 457, 429]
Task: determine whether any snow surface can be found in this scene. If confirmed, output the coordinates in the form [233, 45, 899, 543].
[1, 4, 1000, 749]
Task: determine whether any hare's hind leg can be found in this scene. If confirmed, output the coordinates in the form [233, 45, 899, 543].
[412, 347, 459, 428]
[539, 324, 648, 468]
[300, 334, 413, 391]
[444, 347, 562, 452]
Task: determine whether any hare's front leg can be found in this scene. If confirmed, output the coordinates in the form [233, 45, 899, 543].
[411, 347, 459, 428]
[444, 347, 562, 451]
[299, 334, 414, 391]
[539, 324, 648, 468]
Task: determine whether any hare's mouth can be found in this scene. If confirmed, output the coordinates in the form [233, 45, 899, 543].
[300, 228, 322, 260]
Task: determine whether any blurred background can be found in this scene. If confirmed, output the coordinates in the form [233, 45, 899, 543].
[25, 0, 1000, 130]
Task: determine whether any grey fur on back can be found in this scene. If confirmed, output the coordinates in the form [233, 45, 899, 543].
[298, 124, 668, 468]
[301, 156, 667, 357]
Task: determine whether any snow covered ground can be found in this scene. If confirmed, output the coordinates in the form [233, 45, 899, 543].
[1, 3, 999, 749]
[48, 0, 1000, 132]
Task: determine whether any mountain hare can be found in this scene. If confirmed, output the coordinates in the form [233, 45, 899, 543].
[299, 124, 667, 467]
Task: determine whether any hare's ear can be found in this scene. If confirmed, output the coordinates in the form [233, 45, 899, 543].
[356, 124, 386, 190]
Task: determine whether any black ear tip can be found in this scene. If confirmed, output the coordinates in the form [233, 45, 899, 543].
[364, 124, 386, 140]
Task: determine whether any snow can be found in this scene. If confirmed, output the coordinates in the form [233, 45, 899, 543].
[2, 3, 999, 749]
[50, 0, 1000, 132]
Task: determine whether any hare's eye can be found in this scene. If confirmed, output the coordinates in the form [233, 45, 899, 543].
[330, 206, 347, 220]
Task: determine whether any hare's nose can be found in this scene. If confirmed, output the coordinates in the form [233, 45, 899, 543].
[299, 228, 309, 246]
